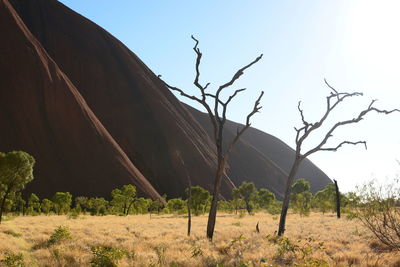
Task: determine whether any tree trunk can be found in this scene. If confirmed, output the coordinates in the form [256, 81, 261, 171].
[187, 188, 192, 236]
[126, 200, 135, 216]
[123, 203, 127, 216]
[0, 189, 11, 224]
[278, 159, 301, 236]
[334, 179, 341, 219]
[245, 200, 251, 215]
[206, 156, 225, 240]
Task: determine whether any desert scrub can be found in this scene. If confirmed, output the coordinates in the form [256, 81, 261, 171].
[266, 235, 328, 266]
[90, 246, 126, 267]
[0, 252, 25, 267]
[356, 179, 400, 250]
[152, 244, 167, 266]
[48, 225, 72, 245]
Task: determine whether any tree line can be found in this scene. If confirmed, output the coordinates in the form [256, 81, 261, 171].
[0, 151, 359, 222]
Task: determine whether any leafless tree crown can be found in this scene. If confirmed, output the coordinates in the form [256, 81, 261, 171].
[294, 79, 399, 160]
[159, 36, 264, 156]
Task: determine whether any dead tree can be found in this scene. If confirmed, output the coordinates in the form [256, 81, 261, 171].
[333, 179, 340, 219]
[277, 79, 399, 236]
[160, 36, 264, 240]
[176, 152, 192, 236]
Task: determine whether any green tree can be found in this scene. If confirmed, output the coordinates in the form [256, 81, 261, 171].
[186, 186, 210, 216]
[231, 188, 244, 214]
[12, 193, 26, 215]
[312, 183, 336, 214]
[41, 198, 52, 215]
[88, 197, 108, 215]
[149, 199, 163, 217]
[237, 182, 257, 214]
[0, 151, 35, 223]
[52, 192, 72, 215]
[342, 191, 361, 209]
[75, 196, 89, 214]
[166, 198, 185, 214]
[111, 184, 136, 215]
[291, 179, 311, 194]
[291, 179, 312, 216]
[132, 197, 151, 214]
[257, 188, 275, 210]
[27, 193, 40, 215]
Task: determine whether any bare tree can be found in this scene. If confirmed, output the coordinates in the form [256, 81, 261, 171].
[277, 79, 399, 236]
[176, 152, 192, 236]
[160, 36, 264, 240]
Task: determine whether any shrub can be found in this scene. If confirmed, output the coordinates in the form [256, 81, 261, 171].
[0, 252, 24, 267]
[356, 179, 400, 250]
[48, 226, 72, 245]
[265, 235, 328, 266]
[90, 246, 126, 267]
[67, 210, 80, 219]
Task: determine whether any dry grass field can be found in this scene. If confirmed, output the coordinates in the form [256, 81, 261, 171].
[0, 212, 399, 266]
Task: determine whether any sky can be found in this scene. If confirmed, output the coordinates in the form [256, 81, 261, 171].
[59, 0, 400, 192]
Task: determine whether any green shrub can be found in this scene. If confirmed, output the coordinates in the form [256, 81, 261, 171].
[265, 235, 328, 266]
[0, 252, 24, 267]
[90, 246, 126, 267]
[48, 226, 72, 245]
[67, 210, 79, 220]
[356, 179, 400, 250]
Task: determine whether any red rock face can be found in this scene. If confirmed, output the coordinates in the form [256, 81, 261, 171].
[0, 0, 162, 200]
[3, 0, 236, 199]
[1, 0, 330, 200]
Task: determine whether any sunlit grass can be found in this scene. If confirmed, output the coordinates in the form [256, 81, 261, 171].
[0, 212, 398, 266]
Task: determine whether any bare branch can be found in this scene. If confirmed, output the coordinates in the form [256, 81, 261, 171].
[225, 88, 246, 106]
[225, 91, 264, 156]
[319, 141, 367, 152]
[302, 99, 399, 158]
[297, 101, 313, 131]
[214, 54, 263, 124]
[191, 35, 206, 95]
[217, 54, 263, 96]
[296, 81, 364, 146]
[158, 75, 202, 103]
[246, 91, 264, 126]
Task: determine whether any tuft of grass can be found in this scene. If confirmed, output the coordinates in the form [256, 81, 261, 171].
[0, 252, 24, 267]
[1, 212, 399, 266]
[90, 245, 126, 267]
[48, 225, 72, 245]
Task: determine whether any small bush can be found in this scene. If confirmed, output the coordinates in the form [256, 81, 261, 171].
[67, 210, 80, 220]
[356, 179, 400, 250]
[345, 211, 358, 220]
[90, 246, 126, 267]
[152, 244, 167, 265]
[48, 226, 72, 245]
[0, 252, 24, 267]
[265, 235, 328, 266]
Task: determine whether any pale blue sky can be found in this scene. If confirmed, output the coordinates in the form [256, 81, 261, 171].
[59, 0, 400, 192]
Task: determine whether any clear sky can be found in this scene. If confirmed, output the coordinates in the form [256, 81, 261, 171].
[59, 0, 400, 192]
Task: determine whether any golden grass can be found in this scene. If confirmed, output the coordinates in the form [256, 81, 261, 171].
[0, 212, 398, 266]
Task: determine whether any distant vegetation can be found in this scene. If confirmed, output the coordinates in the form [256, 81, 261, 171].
[0, 167, 361, 221]
[1, 150, 399, 266]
